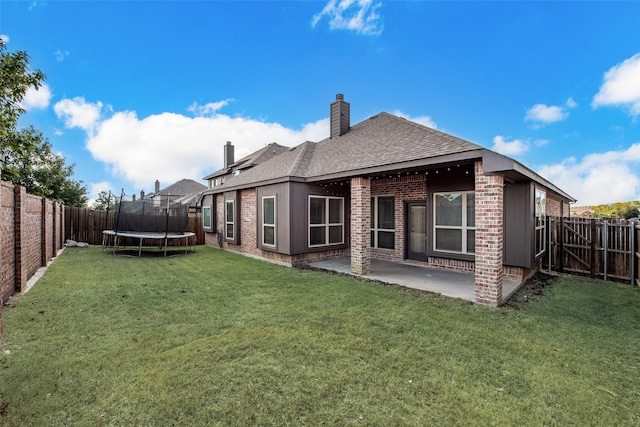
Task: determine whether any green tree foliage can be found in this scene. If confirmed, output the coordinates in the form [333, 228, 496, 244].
[1, 126, 87, 206]
[0, 40, 87, 207]
[0, 40, 45, 152]
[91, 190, 116, 211]
[590, 201, 640, 219]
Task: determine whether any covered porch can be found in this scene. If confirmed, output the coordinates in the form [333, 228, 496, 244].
[307, 257, 521, 305]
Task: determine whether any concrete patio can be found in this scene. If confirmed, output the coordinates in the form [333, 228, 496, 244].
[307, 257, 521, 305]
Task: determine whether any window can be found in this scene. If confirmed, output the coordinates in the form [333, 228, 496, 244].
[433, 192, 475, 254]
[203, 206, 212, 229]
[262, 196, 276, 247]
[535, 189, 546, 257]
[225, 200, 234, 240]
[371, 196, 395, 249]
[309, 196, 344, 247]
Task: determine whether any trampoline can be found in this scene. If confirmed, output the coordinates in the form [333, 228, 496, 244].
[102, 230, 196, 257]
[101, 189, 196, 257]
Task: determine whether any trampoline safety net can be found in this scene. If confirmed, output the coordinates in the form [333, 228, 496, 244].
[114, 199, 189, 234]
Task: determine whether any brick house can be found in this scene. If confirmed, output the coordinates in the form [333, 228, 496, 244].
[199, 94, 574, 306]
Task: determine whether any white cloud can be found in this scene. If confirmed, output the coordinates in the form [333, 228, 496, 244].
[0, 34, 8, 43]
[492, 135, 529, 156]
[391, 110, 437, 129]
[538, 142, 640, 205]
[312, 0, 383, 36]
[525, 102, 574, 125]
[55, 98, 331, 191]
[54, 97, 103, 133]
[187, 99, 233, 116]
[55, 49, 69, 62]
[20, 83, 52, 110]
[592, 53, 640, 116]
[565, 97, 578, 109]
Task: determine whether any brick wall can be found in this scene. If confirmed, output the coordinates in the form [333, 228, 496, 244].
[371, 175, 427, 263]
[0, 184, 64, 300]
[546, 195, 563, 217]
[0, 182, 65, 344]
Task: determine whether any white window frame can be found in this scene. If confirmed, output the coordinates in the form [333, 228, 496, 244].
[371, 195, 395, 249]
[225, 200, 235, 240]
[535, 188, 546, 257]
[262, 196, 276, 247]
[433, 191, 475, 255]
[308, 196, 344, 247]
[203, 205, 212, 229]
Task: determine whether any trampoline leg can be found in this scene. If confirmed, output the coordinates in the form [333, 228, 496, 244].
[138, 237, 143, 257]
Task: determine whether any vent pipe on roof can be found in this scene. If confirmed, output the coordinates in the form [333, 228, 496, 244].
[224, 141, 235, 170]
[330, 94, 350, 138]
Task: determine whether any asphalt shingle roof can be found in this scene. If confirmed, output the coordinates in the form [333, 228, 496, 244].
[212, 112, 482, 189]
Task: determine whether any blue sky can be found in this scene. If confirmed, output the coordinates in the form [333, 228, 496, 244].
[2, 0, 640, 206]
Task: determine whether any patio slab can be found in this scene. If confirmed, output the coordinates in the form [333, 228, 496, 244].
[306, 257, 521, 304]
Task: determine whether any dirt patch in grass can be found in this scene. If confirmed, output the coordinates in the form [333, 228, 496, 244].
[504, 271, 559, 309]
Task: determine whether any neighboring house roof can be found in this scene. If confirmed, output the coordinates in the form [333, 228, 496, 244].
[202, 111, 575, 203]
[203, 142, 290, 180]
[571, 206, 594, 217]
[153, 178, 206, 197]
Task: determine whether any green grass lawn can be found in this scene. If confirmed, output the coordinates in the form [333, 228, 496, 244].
[1, 246, 639, 426]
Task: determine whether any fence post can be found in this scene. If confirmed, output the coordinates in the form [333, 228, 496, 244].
[603, 220, 608, 282]
[559, 216, 565, 273]
[547, 216, 553, 273]
[630, 221, 636, 286]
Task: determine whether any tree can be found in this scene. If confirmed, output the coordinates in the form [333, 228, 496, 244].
[91, 190, 116, 211]
[1, 126, 88, 207]
[0, 40, 87, 207]
[0, 40, 45, 153]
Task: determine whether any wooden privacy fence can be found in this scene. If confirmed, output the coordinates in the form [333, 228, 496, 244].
[64, 206, 205, 246]
[547, 217, 638, 285]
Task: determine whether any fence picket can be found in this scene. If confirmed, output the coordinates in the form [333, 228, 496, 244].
[549, 216, 637, 285]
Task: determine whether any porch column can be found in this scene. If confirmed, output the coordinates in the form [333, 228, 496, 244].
[474, 161, 504, 306]
[350, 177, 371, 275]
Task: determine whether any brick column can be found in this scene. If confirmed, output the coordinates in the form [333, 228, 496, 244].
[14, 185, 25, 293]
[350, 177, 371, 275]
[474, 161, 504, 306]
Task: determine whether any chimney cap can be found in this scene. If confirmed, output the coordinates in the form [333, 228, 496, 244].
[336, 94, 344, 101]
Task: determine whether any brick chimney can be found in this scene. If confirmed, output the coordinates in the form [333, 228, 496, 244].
[330, 94, 350, 138]
[140, 190, 145, 200]
[224, 141, 235, 170]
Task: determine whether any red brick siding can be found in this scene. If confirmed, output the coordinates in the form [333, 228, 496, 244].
[545, 193, 562, 217]
[240, 189, 260, 257]
[371, 175, 427, 263]
[350, 177, 371, 275]
[474, 161, 504, 307]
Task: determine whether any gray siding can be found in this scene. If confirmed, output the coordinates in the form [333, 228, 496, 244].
[256, 183, 291, 255]
[290, 182, 350, 255]
[426, 169, 475, 261]
[503, 182, 534, 268]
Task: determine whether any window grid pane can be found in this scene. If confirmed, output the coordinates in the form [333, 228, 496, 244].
[203, 206, 211, 228]
[310, 198, 325, 225]
[264, 226, 275, 246]
[263, 197, 275, 225]
[435, 194, 462, 226]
